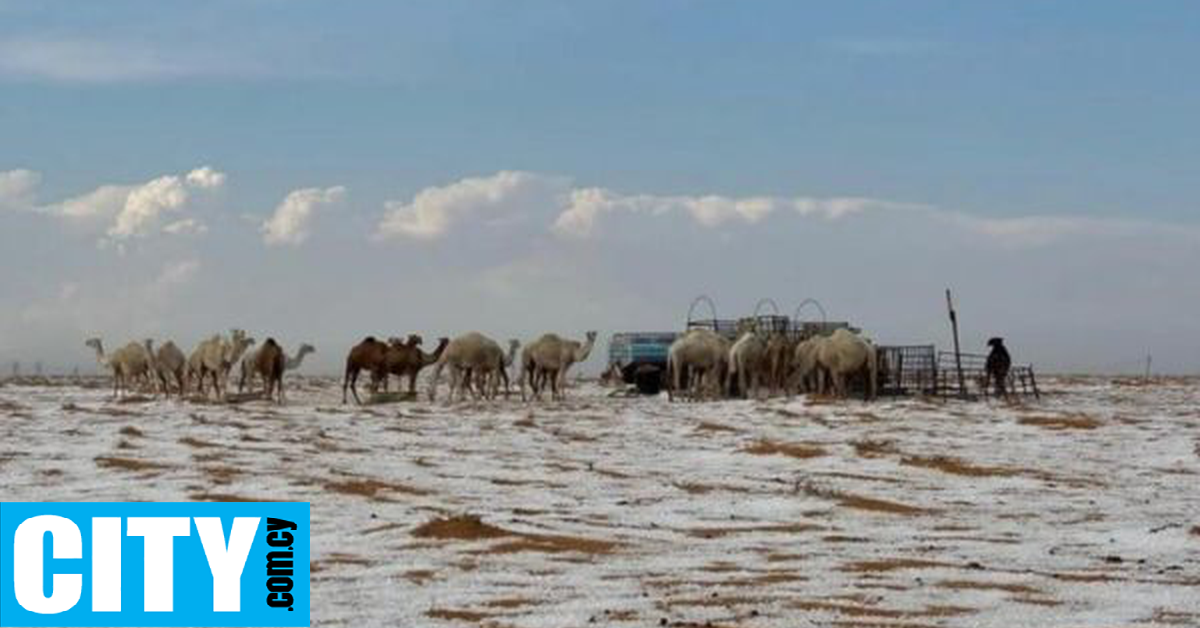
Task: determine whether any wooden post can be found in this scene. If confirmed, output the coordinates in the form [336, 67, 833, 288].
[946, 289, 967, 399]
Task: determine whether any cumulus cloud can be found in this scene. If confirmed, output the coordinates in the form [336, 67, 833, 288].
[162, 218, 208, 236]
[185, 166, 227, 189]
[261, 186, 346, 246]
[375, 171, 567, 241]
[32, 166, 225, 242]
[555, 190, 918, 237]
[0, 169, 41, 210]
[375, 170, 1179, 250]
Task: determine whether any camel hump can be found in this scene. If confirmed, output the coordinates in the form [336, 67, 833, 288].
[364, 335, 377, 343]
[265, 338, 279, 347]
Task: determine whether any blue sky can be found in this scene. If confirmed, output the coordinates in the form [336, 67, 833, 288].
[2, 1, 1198, 373]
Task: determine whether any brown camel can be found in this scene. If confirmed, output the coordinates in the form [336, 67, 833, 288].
[386, 335, 450, 395]
[342, 336, 389, 404]
[379, 335, 422, 392]
[255, 338, 287, 404]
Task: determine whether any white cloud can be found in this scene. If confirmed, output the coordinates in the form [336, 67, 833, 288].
[185, 166, 227, 189]
[107, 175, 191, 238]
[554, 188, 908, 238]
[0, 169, 41, 210]
[37, 166, 225, 242]
[162, 218, 208, 236]
[375, 171, 565, 241]
[261, 185, 345, 247]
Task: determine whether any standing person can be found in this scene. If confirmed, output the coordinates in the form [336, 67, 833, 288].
[985, 337, 1012, 398]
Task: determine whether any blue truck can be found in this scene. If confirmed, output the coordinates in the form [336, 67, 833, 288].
[607, 332, 680, 394]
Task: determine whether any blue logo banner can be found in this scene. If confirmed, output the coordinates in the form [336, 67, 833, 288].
[0, 502, 309, 627]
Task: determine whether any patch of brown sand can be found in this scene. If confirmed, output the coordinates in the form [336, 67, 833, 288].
[94, 456, 171, 473]
[483, 598, 539, 609]
[425, 608, 490, 623]
[841, 558, 957, 573]
[403, 569, 436, 584]
[1009, 596, 1062, 607]
[743, 440, 827, 459]
[853, 440, 899, 458]
[683, 523, 823, 539]
[179, 436, 221, 448]
[324, 477, 429, 500]
[835, 493, 934, 516]
[899, 455, 1021, 478]
[1018, 414, 1102, 430]
[412, 515, 512, 541]
[189, 492, 283, 502]
[792, 600, 975, 619]
[485, 534, 619, 555]
[696, 421, 741, 433]
[669, 595, 774, 608]
[200, 466, 242, 485]
[937, 580, 1041, 594]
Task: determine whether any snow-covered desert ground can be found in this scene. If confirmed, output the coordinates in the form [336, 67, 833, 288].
[1, 376, 1198, 627]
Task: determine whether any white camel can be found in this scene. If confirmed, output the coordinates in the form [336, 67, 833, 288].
[816, 329, 878, 400]
[85, 338, 151, 398]
[666, 329, 730, 401]
[520, 331, 597, 401]
[239, 342, 315, 393]
[727, 331, 768, 399]
[475, 339, 520, 400]
[188, 329, 255, 400]
[428, 332, 506, 401]
[789, 336, 827, 395]
[144, 339, 187, 398]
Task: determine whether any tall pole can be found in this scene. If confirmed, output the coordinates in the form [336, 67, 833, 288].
[1144, 354, 1152, 383]
[946, 289, 966, 399]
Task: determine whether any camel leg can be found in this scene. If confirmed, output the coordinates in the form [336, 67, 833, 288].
[447, 366, 460, 401]
[428, 363, 444, 401]
[408, 371, 418, 396]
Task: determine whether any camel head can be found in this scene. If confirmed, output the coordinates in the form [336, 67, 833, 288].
[224, 335, 256, 365]
[987, 337, 1005, 348]
[85, 338, 104, 360]
[143, 338, 155, 353]
[573, 331, 598, 362]
[297, 343, 315, 357]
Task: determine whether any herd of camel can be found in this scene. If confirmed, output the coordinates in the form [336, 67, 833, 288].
[81, 324, 879, 405]
[85, 332, 314, 403]
[666, 326, 878, 401]
[81, 329, 600, 405]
